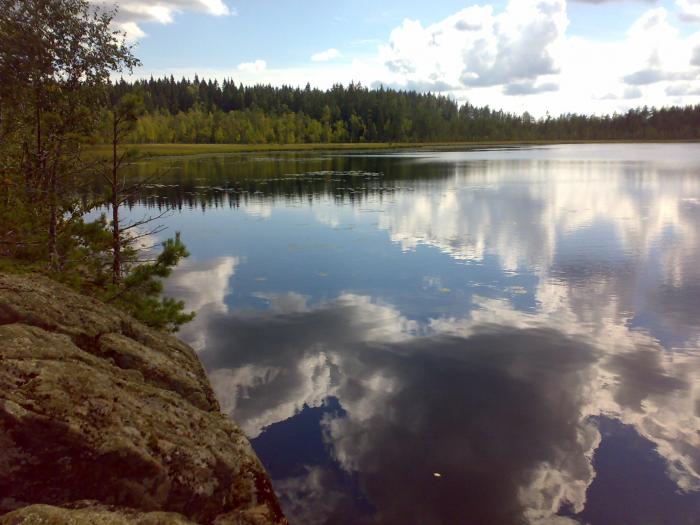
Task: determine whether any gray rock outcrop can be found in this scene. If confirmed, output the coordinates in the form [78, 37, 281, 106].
[0, 273, 287, 525]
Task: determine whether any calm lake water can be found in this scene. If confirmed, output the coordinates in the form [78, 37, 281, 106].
[124, 144, 700, 524]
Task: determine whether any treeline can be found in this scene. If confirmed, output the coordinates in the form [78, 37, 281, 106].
[105, 77, 700, 144]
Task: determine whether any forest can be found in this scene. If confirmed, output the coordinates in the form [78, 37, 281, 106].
[105, 76, 700, 144]
[1, 0, 193, 330]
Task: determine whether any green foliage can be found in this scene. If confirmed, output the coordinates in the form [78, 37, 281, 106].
[0, 0, 140, 265]
[103, 77, 700, 144]
[0, 2, 194, 332]
[103, 233, 195, 332]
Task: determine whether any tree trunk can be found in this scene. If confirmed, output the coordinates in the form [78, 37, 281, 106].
[36, 86, 59, 269]
[48, 166, 58, 269]
[35, 90, 41, 186]
[112, 114, 121, 284]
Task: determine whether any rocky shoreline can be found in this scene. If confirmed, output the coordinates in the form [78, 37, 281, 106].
[0, 273, 287, 524]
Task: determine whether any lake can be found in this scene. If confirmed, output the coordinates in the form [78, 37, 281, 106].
[122, 144, 700, 524]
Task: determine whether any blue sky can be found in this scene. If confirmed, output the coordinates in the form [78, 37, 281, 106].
[97, 0, 700, 115]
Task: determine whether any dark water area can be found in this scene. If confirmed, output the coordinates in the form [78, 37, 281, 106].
[120, 144, 700, 524]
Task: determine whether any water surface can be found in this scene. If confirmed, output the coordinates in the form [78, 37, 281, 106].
[125, 144, 700, 524]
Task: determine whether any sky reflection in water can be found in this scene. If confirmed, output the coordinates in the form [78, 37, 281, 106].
[141, 144, 700, 524]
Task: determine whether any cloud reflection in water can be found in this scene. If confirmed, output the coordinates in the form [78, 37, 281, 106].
[157, 145, 700, 524]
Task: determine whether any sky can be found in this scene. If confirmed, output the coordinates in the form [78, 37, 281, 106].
[95, 0, 700, 115]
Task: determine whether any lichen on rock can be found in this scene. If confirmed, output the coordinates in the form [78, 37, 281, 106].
[0, 273, 287, 525]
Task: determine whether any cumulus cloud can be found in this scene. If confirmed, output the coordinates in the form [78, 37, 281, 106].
[196, 292, 416, 437]
[692, 44, 700, 66]
[311, 48, 342, 62]
[666, 82, 700, 95]
[599, 86, 644, 99]
[376, 0, 568, 96]
[238, 59, 267, 73]
[622, 69, 665, 85]
[90, 0, 232, 39]
[462, 1, 568, 87]
[372, 2, 700, 109]
[163, 257, 238, 350]
[454, 19, 482, 31]
[677, 0, 700, 22]
[619, 8, 700, 87]
[623, 68, 698, 85]
[164, 257, 237, 313]
[623, 86, 643, 98]
[503, 81, 559, 96]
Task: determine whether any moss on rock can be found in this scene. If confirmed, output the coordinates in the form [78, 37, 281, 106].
[0, 274, 286, 525]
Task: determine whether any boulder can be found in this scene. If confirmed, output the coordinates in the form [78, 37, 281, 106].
[0, 503, 196, 524]
[0, 273, 286, 525]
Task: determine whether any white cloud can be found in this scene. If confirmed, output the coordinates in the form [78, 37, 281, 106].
[503, 81, 559, 96]
[677, 0, 700, 22]
[127, 0, 700, 115]
[619, 8, 700, 87]
[237, 59, 267, 73]
[666, 82, 700, 95]
[119, 21, 146, 41]
[374, 0, 568, 95]
[91, 0, 232, 39]
[165, 256, 237, 314]
[197, 0, 232, 16]
[311, 48, 342, 62]
[164, 256, 238, 350]
[302, 2, 700, 113]
[623, 86, 643, 98]
[370, 1, 700, 113]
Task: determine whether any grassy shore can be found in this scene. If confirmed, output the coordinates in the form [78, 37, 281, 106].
[88, 139, 699, 159]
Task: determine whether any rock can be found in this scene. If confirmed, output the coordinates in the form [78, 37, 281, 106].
[0, 503, 197, 524]
[0, 273, 287, 525]
[0, 274, 217, 411]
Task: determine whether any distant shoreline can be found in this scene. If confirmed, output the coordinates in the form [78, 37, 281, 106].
[88, 140, 700, 159]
